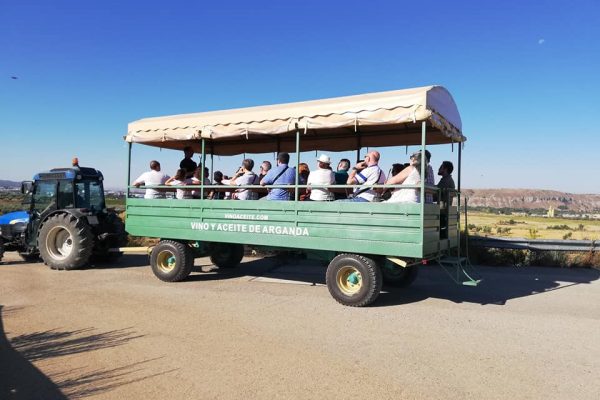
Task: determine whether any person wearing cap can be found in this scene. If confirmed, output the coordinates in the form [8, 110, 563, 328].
[384, 152, 423, 203]
[343, 150, 386, 202]
[180, 146, 198, 178]
[306, 154, 336, 201]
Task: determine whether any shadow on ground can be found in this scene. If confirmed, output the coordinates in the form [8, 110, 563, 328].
[200, 256, 600, 307]
[0, 306, 175, 399]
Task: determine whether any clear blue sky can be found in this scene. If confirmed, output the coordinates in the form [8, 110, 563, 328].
[1, 0, 599, 193]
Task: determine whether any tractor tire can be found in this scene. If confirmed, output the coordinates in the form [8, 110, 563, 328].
[209, 243, 244, 268]
[381, 261, 419, 288]
[38, 213, 94, 270]
[150, 240, 194, 282]
[326, 254, 382, 307]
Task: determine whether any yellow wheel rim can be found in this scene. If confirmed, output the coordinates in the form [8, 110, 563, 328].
[336, 266, 362, 295]
[156, 250, 177, 273]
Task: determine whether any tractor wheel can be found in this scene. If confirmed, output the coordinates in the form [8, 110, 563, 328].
[381, 260, 419, 288]
[326, 254, 382, 307]
[38, 214, 94, 270]
[150, 240, 194, 282]
[209, 243, 244, 268]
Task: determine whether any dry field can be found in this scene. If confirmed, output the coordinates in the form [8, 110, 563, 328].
[465, 211, 600, 240]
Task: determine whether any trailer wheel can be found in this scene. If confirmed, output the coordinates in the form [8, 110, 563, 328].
[210, 243, 244, 268]
[150, 240, 194, 282]
[38, 214, 94, 270]
[326, 254, 382, 307]
[381, 261, 419, 288]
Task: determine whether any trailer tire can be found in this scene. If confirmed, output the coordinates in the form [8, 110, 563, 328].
[210, 243, 244, 268]
[150, 240, 194, 282]
[326, 254, 382, 307]
[381, 262, 419, 288]
[38, 213, 94, 270]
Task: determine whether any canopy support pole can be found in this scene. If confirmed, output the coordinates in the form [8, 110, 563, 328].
[420, 121, 426, 245]
[201, 138, 206, 200]
[126, 142, 132, 198]
[210, 153, 214, 185]
[295, 129, 300, 201]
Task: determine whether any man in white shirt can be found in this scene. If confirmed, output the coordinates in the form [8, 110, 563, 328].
[230, 159, 259, 200]
[132, 160, 170, 199]
[343, 150, 386, 202]
[307, 154, 335, 201]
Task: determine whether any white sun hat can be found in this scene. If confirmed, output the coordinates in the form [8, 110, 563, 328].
[317, 154, 331, 164]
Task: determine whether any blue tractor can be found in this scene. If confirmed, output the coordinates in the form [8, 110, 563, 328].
[0, 165, 127, 269]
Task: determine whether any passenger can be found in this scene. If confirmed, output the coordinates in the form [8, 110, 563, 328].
[258, 160, 272, 181]
[298, 163, 310, 200]
[341, 150, 386, 202]
[306, 154, 335, 201]
[132, 160, 170, 199]
[209, 171, 225, 200]
[382, 163, 406, 201]
[334, 158, 351, 200]
[230, 159, 259, 200]
[191, 166, 211, 199]
[260, 152, 296, 200]
[385, 151, 424, 203]
[391, 163, 405, 176]
[165, 168, 193, 199]
[436, 161, 456, 205]
[423, 150, 434, 203]
[180, 146, 198, 178]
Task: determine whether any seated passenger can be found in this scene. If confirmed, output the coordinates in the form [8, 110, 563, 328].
[382, 163, 406, 201]
[180, 146, 198, 178]
[333, 158, 351, 200]
[230, 159, 259, 200]
[306, 154, 335, 201]
[341, 150, 386, 202]
[260, 152, 296, 201]
[209, 171, 225, 200]
[385, 152, 425, 203]
[298, 163, 310, 200]
[132, 160, 170, 199]
[165, 168, 193, 199]
[191, 166, 211, 199]
[258, 160, 272, 181]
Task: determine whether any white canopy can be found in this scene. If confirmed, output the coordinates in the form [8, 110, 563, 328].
[126, 85, 464, 155]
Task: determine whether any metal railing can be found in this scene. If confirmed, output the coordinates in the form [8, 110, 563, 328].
[468, 236, 599, 252]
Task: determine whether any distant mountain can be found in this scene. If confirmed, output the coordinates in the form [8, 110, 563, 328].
[0, 180, 20, 189]
[462, 189, 600, 212]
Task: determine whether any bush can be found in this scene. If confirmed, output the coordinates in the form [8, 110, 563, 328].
[562, 232, 573, 240]
[528, 228, 539, 239]
[547, 224, 571, 230]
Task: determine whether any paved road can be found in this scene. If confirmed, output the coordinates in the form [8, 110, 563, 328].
[1, 251, 599, 400]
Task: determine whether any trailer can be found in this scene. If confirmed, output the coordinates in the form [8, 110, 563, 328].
[124, 85, 476, 306]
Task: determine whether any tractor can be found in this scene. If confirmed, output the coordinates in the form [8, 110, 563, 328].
[0, 164, 127, 269]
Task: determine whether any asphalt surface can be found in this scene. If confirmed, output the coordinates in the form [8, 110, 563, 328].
[1, 251, 599, 400]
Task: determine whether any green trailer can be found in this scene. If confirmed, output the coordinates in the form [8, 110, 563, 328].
[124, 85, 476, 306]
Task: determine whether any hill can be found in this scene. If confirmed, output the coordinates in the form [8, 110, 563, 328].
[0, 180, 20, 189]
[462, 189, 600, 212]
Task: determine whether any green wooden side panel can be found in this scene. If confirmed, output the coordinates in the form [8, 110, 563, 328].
[126, 198, 457, 259]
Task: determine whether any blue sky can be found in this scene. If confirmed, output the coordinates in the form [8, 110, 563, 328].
[1, 0, 599, 193]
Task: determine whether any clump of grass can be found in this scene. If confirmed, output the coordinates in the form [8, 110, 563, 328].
[562, 232, 573, 240]
[528, 228, 539, 239]
[547, 224, 571, 230]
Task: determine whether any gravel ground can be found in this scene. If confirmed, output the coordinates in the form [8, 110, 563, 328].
[1, 251, 599, 400]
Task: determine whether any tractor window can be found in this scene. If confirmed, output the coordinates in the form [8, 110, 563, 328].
[58, 180, 75, 208]
[33, 181, 57, 214]
[76, 180, 105, 210]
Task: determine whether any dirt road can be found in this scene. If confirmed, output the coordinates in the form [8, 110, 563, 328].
[1, 252, 599, 399]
